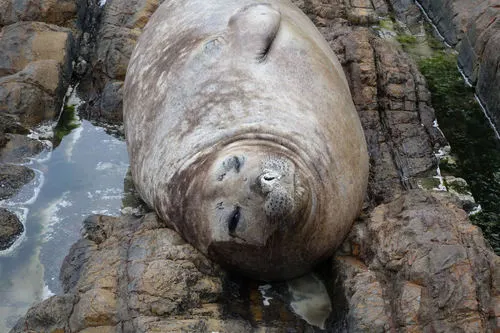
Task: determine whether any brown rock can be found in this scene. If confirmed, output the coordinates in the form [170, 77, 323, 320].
[0, 0, 79, 28]
[0, 208, 23, 250]
[291, 0, 344, 26]
[0, 22, 73, 77]
[0, 132, 43, 165]
[69, 288, 118, 332]
[0, 163, 35, 200]
[0, 21, 74, 127]
[80, 0, 162, 123]
[0, 60, 65, 126]
[336, 256, 392, 332]
[9, 294, 77, 333]
[324, 23, 444, 205]
[337, 190, 500, 332]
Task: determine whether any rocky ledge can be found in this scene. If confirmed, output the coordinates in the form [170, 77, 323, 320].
[388, 0, 500, 129]
[11, 189, 500, 332]
[4, 0, 500, 332]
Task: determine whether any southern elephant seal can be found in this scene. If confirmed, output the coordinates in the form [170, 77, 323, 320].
[124, 0, 369, 280]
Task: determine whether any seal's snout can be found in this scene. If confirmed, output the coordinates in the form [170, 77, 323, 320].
[258, 171, 280, 193]
[264, 186, 295, 219]
[257, 159, 296, 218]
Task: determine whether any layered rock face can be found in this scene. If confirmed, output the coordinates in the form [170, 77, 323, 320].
[458, 4, 500, 127]
[0, 0, 80, 27]
[0, 22, 74, 127]
[78, 0, 164, 123]
[338, 190, 500, 332]
[7, 0, 500, 332]
[322, 21, 445, 205]
[390, 0, 500, 129]
[0, 0, 80, 176]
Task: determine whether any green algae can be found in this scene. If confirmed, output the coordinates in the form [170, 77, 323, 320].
[443, 177, 472, 196]
[438, 154, 459, 175]
[371, 13, 500, 252]
[396, 34, 418, 46]
[53, 105, 80, 147]
[418, 51, 500, 253]
[374, 12, 500, 252]
[417, 177, 441, 190]
[378, 18, 394, 30]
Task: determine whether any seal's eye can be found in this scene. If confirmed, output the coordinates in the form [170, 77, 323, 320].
[218, 156, 244, 181]
[228, 206, 241, 233]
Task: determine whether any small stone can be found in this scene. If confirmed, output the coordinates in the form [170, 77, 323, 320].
[0, 164, 35, 200]
[0, 208, 24, 250]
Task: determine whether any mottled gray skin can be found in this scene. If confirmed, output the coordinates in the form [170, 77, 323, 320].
[124, 0, 369, 280]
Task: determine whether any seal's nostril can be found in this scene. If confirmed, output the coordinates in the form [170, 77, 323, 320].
[263, 176, 275, 181]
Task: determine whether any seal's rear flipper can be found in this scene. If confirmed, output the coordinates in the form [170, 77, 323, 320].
[228, 4, 281, 62]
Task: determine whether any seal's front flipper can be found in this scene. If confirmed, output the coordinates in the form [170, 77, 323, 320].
[227, 4, 281, 62]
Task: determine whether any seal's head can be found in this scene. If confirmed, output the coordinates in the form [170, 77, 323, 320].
[209, 150, 299, 245]
[180, 140, 313, 279]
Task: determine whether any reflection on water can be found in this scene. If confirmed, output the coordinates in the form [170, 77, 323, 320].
[288, 274, 332, 329]
[0, 117, 129, 332]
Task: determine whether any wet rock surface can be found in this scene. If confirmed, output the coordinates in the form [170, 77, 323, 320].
[412, 0, 477, 46]
[459, 4, 500, 127]
[389, 0, 500, 128]
[0, 164, 35, 200]
[6, 0, 500, 332]
[0, 208, 24, 250]
[0, 134, 44, 164]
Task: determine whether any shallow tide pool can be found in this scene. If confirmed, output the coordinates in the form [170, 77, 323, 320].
[0, 114, 129, 331]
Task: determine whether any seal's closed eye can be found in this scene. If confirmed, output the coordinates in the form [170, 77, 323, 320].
[217, 155, 244, 181]
[228, 206, 241, 233]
